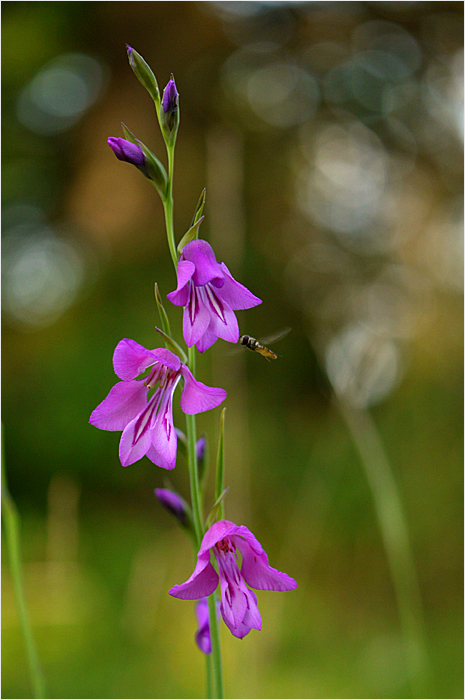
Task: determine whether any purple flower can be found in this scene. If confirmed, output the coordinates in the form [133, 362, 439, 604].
[169, 519, 297, 639]
[89, 339, 226, 469]
[154, 488, 187, 524]
[195, 597, 221, 654]
[167, 240, 262, 352]
[108, 137, 145, 167]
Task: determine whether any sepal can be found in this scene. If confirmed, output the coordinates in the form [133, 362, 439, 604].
[204, 486, 229, 531]
[155, 327, 188, 365]
[120, 123, 167, 197]
[138, 142, 168, 199]
[177, 216, 204, 255]
[154, 283, 172, 339]
[190, 188, 206, 228]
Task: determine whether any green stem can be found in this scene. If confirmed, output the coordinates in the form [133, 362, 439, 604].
[163, 144, 178, 269]
[1, 430, 46, 699]
[337, 400, 429, 698]
[185, 347, 223, 698]
[185, 346, 203, 547]
[205, 651, 213, 699]
[207, 592, 223, 699]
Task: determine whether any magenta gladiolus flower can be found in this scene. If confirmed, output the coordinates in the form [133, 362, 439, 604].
[194, 597, 221, 654]
[170, 520, 297, 639]
[89, 339, 226, 469]
[167, 240, 262, 352]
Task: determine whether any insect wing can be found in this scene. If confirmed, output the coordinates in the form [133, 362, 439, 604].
[257, 327, 291, 346]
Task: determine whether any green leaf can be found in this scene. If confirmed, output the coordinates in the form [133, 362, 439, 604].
[138, 143, 168, 199]
[177, 216, 204, 255]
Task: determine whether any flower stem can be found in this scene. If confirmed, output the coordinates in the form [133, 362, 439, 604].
[205, 652, 212, 699]
[1, 428, 46, 699]
[186, 346, 204, 549]
[163, 143, 178, 270]
[207, 592, 223, 699]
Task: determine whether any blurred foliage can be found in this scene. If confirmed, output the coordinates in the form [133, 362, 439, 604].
[2, 2, 463, 698]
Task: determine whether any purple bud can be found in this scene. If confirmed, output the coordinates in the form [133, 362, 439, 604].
[196, 435, 206, 463]
[195, 597, 221, 654]
[162, 75, 178, 114]
[155, 488, 186, 525]
[108, 137, 145, 167]
[175, 427, 187, 443]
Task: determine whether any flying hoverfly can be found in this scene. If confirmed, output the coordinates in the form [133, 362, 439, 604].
[238, 327, 291, 360]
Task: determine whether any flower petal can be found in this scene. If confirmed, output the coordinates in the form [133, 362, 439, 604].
[183, 287, 211, 347]
[241, 589, 262, 631]
[198, 520, 238, 556]
[118, 393, 160, 466]
[195, 327, 219, 353]
[167, 260, 195, 307]
[89, 380, 147, 431]
[147, 380, 179, 470]
[218, 572, 247, 629]
[113, 339, 179, 379]
[182, 240, 224, 287]
[221, 589, 261, 639]
[218, 263, 262, 310]
[235, 534, 298, 591]
[169, 555, 219, 600]
[146, 348, 181, 371]
[180, 365, 227, 414]
[201, 286, 239, 344]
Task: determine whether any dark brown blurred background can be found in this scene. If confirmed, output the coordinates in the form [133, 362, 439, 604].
[2, 2, 463, 698]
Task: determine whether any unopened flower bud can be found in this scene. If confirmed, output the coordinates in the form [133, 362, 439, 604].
[126, 45, 160, 105]
[196, 435, 206, 463]
[160, 75, 180, 145]
[195, 597, 221, 654]
[108, 134, 168, 198]
[108, 137, 145, 167]
[155, 488, 188, 525]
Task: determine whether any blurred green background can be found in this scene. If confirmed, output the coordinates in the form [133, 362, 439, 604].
[2, 2, 463, 698]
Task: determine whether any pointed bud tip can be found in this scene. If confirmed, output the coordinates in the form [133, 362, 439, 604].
[155, 488, 187, 524]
